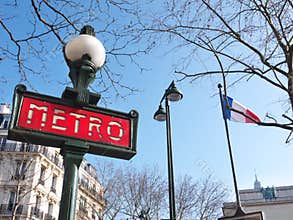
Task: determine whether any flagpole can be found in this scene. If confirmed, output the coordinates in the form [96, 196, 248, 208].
[218, 83, 243, 212]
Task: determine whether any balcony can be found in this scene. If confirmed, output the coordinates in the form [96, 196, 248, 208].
[0, 204, 23, 215]
[44, 213, 56, 220]
[80, 179, 89, 190]
[31, 206, 44, 219]
[79, 180, 105, 204]
[0, 143, 18, 152]
[11, 174, 26, 181]
[0, 129, 8, 137]
[81, 163, 99, 181]
[79, 205, 88, 215]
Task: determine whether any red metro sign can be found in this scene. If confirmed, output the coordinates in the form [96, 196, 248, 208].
[19, 97, 130, 147]
[8, 85, 138, 159]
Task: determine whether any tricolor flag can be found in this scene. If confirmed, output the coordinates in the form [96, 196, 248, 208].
[222, 95, 261, 123]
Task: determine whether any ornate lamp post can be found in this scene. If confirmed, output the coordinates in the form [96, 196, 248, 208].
[59, 25, 106, 220]
[153, 81, 183, 220]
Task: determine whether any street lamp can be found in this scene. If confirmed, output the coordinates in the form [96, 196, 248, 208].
[63, 25, 106, 106]
[8, 24, 137, 220]
[153, 80, 183, 220]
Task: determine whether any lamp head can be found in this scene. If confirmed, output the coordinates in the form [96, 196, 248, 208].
[165, 81, 183, 102]
[64, 26, 106, 70]
[153, 104, 166, 121]
[62, 25, 106, 105]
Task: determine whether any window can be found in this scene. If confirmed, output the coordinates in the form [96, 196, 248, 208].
[51, 174, 57, 193]
[79, 196, 88, 215]
[8, 191, 16, 211]
[48, 203, 53, 215]
[39, 165, 46, 185]
[14, 160, 26, 180]
[3, 120, 8, 128]
[79, 196, 87, 210]
[81, 175, 89, 189]
[0, 116, 9, 129]
[0, 114, 3, 126]
[92, 207, 97, 220]
[8, 191, 24, 214]
[32, 196, 42, 218]
[36, 196, 41, 209]
[54, 152, 59, 165]
[1, 138, 6, 147]
[20, 161, 26, 179]
[20, 143, 29, 152]
[14, 161, 20, 177]
[0, 138, 6, 151]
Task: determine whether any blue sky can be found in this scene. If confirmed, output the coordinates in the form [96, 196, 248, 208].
[1, 1, 292, 203]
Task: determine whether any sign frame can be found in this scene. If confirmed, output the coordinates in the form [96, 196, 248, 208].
[8, 84, 138, 160]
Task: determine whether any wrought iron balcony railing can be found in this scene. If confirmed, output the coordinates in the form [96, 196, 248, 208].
[79, 205, 88, 215]
[79, 179, 105, 203]
[0, 204, 23, 215]
[0, 143, 63, 168]
[31, 206, 44, 219]
[11, 174, 26, 181]
[44, 213, 56, 220]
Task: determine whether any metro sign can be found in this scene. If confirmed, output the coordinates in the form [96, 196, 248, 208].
[19, 97, 130, 147]
[8, 85, 138, 160]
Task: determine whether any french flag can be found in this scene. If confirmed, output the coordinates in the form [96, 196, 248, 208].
[222, 95, 261, 123]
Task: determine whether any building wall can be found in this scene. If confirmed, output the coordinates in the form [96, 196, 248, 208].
[0, 143, 64, 220]
[223, 202, 293, 220]
[222, 182, 293, 220]
[245, 203, 293, 220]
[76, 161, 105, 220]
[0, 104, 105, 220]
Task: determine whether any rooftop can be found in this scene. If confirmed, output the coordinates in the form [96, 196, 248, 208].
[0, 104, 11, 114]
[224, 182, 293, 208]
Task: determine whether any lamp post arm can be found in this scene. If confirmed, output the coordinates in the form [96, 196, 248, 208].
[159, 81, 175, 104]
[159, 92, 167, 105]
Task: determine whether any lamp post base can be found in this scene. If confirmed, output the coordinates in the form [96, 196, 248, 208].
[58, 141, 89, 220]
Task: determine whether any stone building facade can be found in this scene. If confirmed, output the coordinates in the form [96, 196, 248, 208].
[0, 104, 105, 220]
[222, 177, 293, 220]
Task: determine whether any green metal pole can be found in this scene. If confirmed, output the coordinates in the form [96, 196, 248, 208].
[165, 98, 176, 220]
[58, 141, 89, 220]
